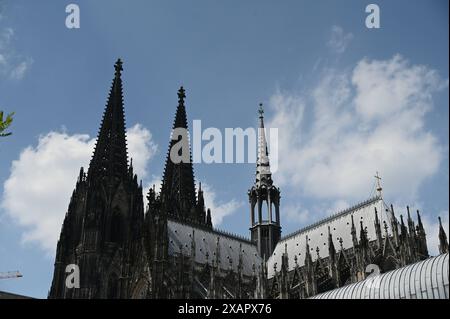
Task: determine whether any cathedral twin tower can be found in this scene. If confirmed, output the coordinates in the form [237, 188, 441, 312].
[49, 59, 279, 298]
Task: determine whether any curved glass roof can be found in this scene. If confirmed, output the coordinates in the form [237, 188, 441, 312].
[311, 253, 449, 299]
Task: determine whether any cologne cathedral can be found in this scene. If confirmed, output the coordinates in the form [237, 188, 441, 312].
[49, 60, 449, 299]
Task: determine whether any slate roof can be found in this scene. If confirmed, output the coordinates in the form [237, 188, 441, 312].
[167, 219, 262, 277]
[267, 196, 391, 277]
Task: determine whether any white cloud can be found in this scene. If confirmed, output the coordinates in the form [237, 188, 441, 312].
[283, 203, 311, 225]
[0, 25, 32, 80]
[199, 182, 243, 226]
[267, 55, 447, 205]
[127, 123, 158, 180]
[327, 25, 353, 54]
[0, 53, 6, 65]
[353, 55, 448, 121]
[1, 124, 157, 254]
[9, 57, 33, 80]
[0, 27, 14, 48]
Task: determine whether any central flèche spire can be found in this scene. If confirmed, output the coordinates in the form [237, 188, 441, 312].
[255, 103, 273, 187]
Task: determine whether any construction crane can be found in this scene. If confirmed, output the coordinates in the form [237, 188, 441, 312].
[0, 271, 23, 280]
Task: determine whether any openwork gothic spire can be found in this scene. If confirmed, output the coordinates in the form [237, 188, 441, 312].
[160, 86, 197, 219]
[88, 58, 128, 182]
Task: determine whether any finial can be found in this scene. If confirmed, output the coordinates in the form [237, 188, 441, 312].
[114, 58, 123, 77]
[178, 86, 186, 104]
[258, 103, 264, 118]
[374, 171, 382, 197]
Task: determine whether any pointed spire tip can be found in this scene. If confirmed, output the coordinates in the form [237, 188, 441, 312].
[258, 103, 264, 118]
[114, 58, 123, 76]
[178, 86, 186, 102]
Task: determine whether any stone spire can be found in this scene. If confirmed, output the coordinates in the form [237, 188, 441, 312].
[328, 226, 336, 262]
[390, 204, 400, 246]
[328, 227, 338, 286]
[49, 59, 145, 299]
[206, 208, 212, 227]
[407, 206, 416, 236]
[88, 58, 128, 182]
[438, 216, 449, 254]
[160, 86, 197, 219]
[374, 207, 383, 249]
[416, 209, 429, 257]
[351, 215, 358, 248]
[255, 103, 273, 187]
[249, 103, 281, 259]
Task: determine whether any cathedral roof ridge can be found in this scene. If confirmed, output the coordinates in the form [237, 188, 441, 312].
[168, 217, 254, 245]
[211, 227, 253, 244]
[280, 195, 381, 242]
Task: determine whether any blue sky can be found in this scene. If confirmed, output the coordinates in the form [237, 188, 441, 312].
[0, 0, 448, 298]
